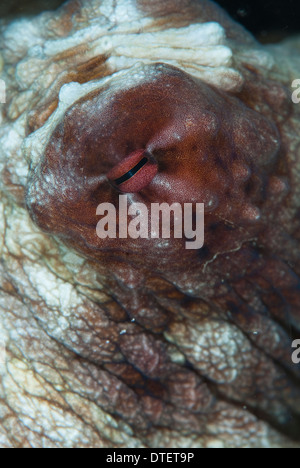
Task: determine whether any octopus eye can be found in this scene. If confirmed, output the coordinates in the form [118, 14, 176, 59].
[107, 149, 158, 193]
[26, 63, 281, 267]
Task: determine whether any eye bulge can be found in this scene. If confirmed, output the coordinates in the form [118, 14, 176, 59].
[26, 62, 283, 270]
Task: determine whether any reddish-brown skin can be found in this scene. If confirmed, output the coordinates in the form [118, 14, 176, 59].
[27, 64, 281, 269]
[25, 58, 300, 443]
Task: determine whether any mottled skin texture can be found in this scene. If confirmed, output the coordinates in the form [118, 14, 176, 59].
[0, 0, 300, 448]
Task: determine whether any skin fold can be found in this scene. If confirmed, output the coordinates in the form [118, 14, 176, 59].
[0, 0, 300, 448]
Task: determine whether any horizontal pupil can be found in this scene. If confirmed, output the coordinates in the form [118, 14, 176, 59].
[114, 156, 148, 185]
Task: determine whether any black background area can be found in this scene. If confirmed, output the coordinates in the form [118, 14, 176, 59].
[0, 0, 299, 43]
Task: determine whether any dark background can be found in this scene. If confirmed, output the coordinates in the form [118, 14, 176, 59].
[0, 0, 300, 42]
[216, 0, 300, 42]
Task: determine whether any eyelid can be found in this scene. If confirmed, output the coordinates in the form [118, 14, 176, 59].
[114, 156, 149, 186]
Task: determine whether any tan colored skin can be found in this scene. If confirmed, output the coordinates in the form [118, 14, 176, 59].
[0, 0, 300, 448]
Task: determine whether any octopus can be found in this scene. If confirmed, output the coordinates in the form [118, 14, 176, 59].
[0, 0, 299, 449]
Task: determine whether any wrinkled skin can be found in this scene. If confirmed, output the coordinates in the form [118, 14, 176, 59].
[0, 0, 300, 448]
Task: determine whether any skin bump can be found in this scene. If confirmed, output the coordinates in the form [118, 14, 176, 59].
[26, 63, 281, 273]
[0, 0, 300, 449]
